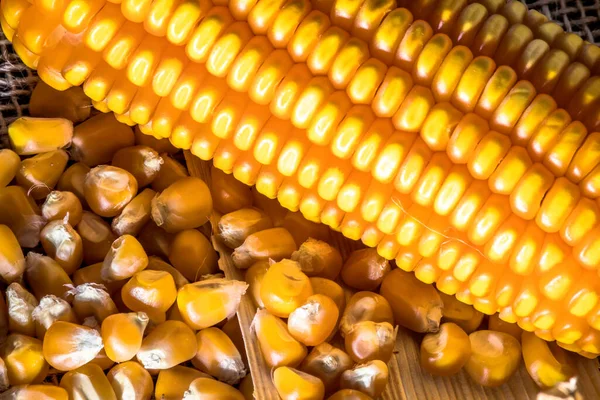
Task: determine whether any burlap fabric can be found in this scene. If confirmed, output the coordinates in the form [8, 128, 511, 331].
[0, 0, 598, 149]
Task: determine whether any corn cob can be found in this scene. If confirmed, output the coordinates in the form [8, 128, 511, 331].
[4, 0, 600, 355]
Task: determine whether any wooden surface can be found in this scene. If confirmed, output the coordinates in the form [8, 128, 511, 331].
[185, 152, 600, 400]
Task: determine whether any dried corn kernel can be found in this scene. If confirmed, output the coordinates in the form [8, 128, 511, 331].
[6, 283, 38, 336]
[111, 188, 155, 237]
[0, 149, 20, 188]
[341, 248, 390, 291]
[101, 312, 148, 363]
[439, 293, 484, 333]
[24, 253, 72, 300]
[146, 256, 189, 289]
[380, 269, 443, 333]
[217, 208, 273, 250]
[41, 191, 83, 227]
[121, 270, 177, 323]
[522, 331, 575, 388]
[16, 150, 68, 200]
[232, 227, 296, 269]
[60, 363, 117, 400]
[150, 154, 189, 192]
[71, 113, 135, 167]
[253, 309, 307, 368]
[340, 360, 389, 398]
[177, 279, 247, 330]
[43, 321, 104, 371]
[420, 322, 471, 376]
[84, 165, 138, 218]
[260, 259, 313, 318]
[291, 238, 343, 280]
[136, 320, 197, 370]
[211, 167, 253, 214]
[192, 327, 247, 385]
[29, 82, 91, 123]
[77, 211, 118, 265]
[39, 219, 83, 275]
[345, 321, 396, 363]
[112, 145, 164, 187]
[465, 330, 521, 387]
[288, 294, 340, 347]
[155, 366, 211, 400]
[31, 295, 77, 339]
[107, 361, 153, 400]
[137, 221, 174, 259]
[57, 163, 90, 207]
[245, 261, 269, 308]
[69, 283, 118, 323]
[168, 229, 218, 282]
[0, 224, 25, 283]
[185, 377, 245, 399]
[102, 235, 149, 281]
[8, 117, 73, 156]
[1, 334, 48, 385]
[273, 367, 325, 400]
[151, 177, 213, 233]
[340, 291, 395, 337]
[300, 342, 353, 394]
[327, 389, 372, 400]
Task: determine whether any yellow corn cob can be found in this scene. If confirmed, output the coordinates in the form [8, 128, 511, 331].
[4, 0, 600, 355]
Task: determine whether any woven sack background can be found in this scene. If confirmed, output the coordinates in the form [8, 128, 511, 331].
[0, 0, 599, 149]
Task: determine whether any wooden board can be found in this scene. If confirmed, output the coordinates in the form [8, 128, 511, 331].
[185, 152, 600, 400]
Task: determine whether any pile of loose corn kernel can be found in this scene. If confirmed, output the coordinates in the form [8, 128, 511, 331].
[0, 81, 255, 399]
[215, 177, 585, 398]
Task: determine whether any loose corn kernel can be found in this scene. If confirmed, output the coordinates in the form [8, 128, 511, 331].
[488, 313, 523, 339]
[60, 363, 117, 400]
[260, 259, 313, 318]
[8, 117, 73, 156]
[168, 229, 218, 282]
[71, 113, 135, 167]
[151, 177, 213, 233]
[253, 309, 307, 368]
[68, 283, 118, 323]
[136, 320, 197, 370]
[6, 283, 38, 336]
[340, 360, 389, 398]
[24, 253, 72, 300]
[107, 361, 153, 400]
[340, 291, 395, 337]
[300, 342, 353, 395]
[0, 384, 69, 399]
[185, 377, 245, 399]
[420, 322, 471, 376]
[84, 165, 138, 218]
[57, 163, 90, 207]
[291, 238, 343, 280]
[77, 211, 117, 265]
[0, 149, 20, 188]
[111, 188, 155, 237]
[273, 367, 325, 400]
[439, 293, 484, 333]
[465, 330, 522, 387]
[239, 374, 254, 400]
[110, 146, 163, 188]
[345, 321, 396, 363]
[41, 191, 83, 227]
[177, 279, 247, 330]
[0, 224, 25, 284]
[29, 82, 91, 123]
[43, 321, 104, 371]
[0, 357, 8, 392]
[211, 167, 253, 214]
[341, 248, 390, 291]
[288, 294, 339, 347]
[150, 154, 189, 192]
[137, 221, 174, 259]
[155, 366, 211, 400]
[521, 331, 575, 388]
[192, 327, 247, 384]
[245, 261, 269, 308]
[16, 149, 68, 200]
[380, 269, 443, 333]
[39, 219, 83, 275]
[101, 312, 148, 363]
[1, 334, 48, 385]
[121, 270, 177, 323]
[232, 227, 296, 269]
[31, 295, 77, 340]
[217, 208, 273, 250]
[102, 235, 149, 281]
